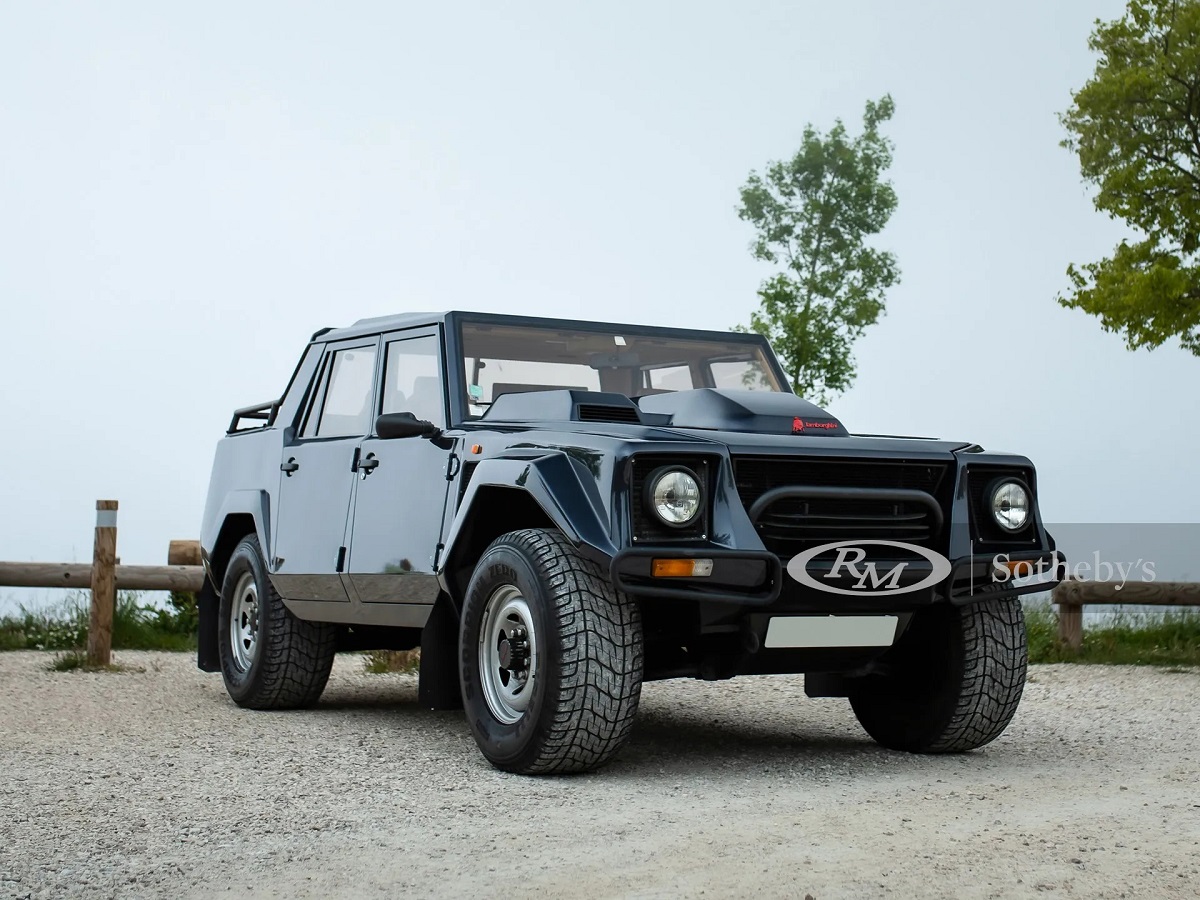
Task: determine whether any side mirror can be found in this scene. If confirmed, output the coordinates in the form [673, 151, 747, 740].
[375, 411, 440, 440]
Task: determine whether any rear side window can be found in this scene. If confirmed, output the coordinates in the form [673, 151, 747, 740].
[278, 344, 322, 428]
[710, 359, 774, 391]
[307, 345, 378, 438]
[642, 363, 692, 392]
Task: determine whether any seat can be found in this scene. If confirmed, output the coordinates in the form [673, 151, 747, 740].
[406, 375, 444, 426]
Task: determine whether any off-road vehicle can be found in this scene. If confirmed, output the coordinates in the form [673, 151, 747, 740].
[197, 311, 1057, 773]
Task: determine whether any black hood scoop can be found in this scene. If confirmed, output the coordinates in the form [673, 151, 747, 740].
[485, 390, 645, 424]
[637, 389, 847, 436]
[483, 387, 847, 436]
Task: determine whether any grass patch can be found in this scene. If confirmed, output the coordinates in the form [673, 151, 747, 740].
[1026, 600, 1200, 667]
[364, 649, 421, 674]
[46, 650, 144, 673]
[0, 591, 197, 653]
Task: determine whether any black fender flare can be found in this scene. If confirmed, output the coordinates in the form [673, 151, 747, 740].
[197, 489, 272, 672]
[201, 489, 272, 577]
[437, 452, 617, 602]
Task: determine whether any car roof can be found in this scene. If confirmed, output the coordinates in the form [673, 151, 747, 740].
[315, 310, 769, 346]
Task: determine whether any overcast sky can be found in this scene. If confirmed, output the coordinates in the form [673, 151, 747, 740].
[2, 0, 1197, 610]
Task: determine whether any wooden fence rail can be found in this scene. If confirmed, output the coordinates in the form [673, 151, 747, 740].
[0, 562, 204, 592]
[1051, 580, 1200, 650]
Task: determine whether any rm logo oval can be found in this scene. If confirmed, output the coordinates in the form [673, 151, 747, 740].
[786, 539, 953, 597]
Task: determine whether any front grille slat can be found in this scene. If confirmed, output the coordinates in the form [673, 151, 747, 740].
[760, 522, 934, 533]
[761, 512, 929, 524]
[734, 456, 949, 556]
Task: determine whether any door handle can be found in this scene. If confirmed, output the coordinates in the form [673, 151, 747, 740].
[355, 453, 379, 475]
[281, 458, 299, 476]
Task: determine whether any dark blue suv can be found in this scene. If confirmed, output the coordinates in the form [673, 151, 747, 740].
[197, 311, 1057, 773]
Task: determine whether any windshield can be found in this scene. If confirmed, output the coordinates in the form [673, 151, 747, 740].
[459, 321, 782, 413]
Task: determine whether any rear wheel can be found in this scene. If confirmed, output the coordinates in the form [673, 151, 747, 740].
[218, 535, 337, 709]
[459, 528, 644, 774]
[849, 596, 1027, 753]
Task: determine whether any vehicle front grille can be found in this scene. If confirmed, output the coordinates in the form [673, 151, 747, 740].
[733, 456, 951, 556]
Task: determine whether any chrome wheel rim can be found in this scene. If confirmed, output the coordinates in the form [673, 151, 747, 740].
[229, 572, 260, 672]
[478, 584, 537, 725]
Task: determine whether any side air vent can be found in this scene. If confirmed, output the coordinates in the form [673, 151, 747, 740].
[576, 404, 641, 424]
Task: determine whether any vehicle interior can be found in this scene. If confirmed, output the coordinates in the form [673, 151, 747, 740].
[459, 322, 782, 415]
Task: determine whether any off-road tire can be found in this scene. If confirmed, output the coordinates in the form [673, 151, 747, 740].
[459, 528, 643, 774]
[218, 534, 337, 709]
[849, 596, 1027, 753]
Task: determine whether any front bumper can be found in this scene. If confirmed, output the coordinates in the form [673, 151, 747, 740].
[610, 547, 1061, 610]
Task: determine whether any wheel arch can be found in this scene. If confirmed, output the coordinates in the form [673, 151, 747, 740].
[201, 489, 273, 583]
[197, 501, 269, 673]
[438, 453, 618, 605]
[439, 485, 557, 604]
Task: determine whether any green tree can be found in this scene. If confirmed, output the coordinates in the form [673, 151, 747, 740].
[738, 96, 900, 404]
[1060, 0, 1200, 355]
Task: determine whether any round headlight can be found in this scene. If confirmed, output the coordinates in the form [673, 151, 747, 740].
[990, 480, 1030, 532]
[648, 467, 702, 527]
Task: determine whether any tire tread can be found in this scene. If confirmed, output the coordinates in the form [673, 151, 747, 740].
[851, 596, 1028, 753]
[221, 535, 337, 710]
[481, 529, 643, 774]
[928, 596, 1027, 752]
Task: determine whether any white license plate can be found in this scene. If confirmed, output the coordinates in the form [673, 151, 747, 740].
[764, 615, 898, 649]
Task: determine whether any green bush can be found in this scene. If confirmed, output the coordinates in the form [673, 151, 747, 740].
[1025, 599, 1200, 667]
[110, 592, 195, 651]
[0, 598, 88, 651]
[0, 591, 197, 652]
[1024, 601, 1060, 663]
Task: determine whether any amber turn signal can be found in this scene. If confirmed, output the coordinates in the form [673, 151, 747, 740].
[651, 558, 714, 578]
[1000, 558, 1033, 576]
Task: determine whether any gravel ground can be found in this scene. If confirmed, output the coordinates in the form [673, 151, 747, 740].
[1, 652, 1198, 900]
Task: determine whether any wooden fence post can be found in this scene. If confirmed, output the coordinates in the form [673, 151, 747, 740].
[1052, 581, 1083, 651]
[87, 500, 118, 666]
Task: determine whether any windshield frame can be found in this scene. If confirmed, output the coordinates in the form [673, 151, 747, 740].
[444, 311, 790, 426]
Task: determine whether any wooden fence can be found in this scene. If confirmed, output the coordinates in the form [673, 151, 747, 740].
[1050, 579, 1200, 649]
[0, 500, 203, 666]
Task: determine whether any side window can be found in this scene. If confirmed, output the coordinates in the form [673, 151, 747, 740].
[642, 363, 692, 392]
[710, 359, 772, 391]
[382, 335, 444, 427]
[305, 345, 378, 438]
[278, 344, 322, 429]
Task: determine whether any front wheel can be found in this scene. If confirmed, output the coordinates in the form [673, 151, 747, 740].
[459, 529, 644, 774]
[849, 596, 1027, 753]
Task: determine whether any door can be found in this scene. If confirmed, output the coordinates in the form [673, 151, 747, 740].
[272, 338, 380, 602]
[345, 330, 452, 604]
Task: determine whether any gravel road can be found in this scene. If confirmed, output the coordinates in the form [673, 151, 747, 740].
[1, 651, 1198, 899]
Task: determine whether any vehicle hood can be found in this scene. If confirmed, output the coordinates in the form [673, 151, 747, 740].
[653, 428, 970, 458]
[477, 388, 972, 459]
